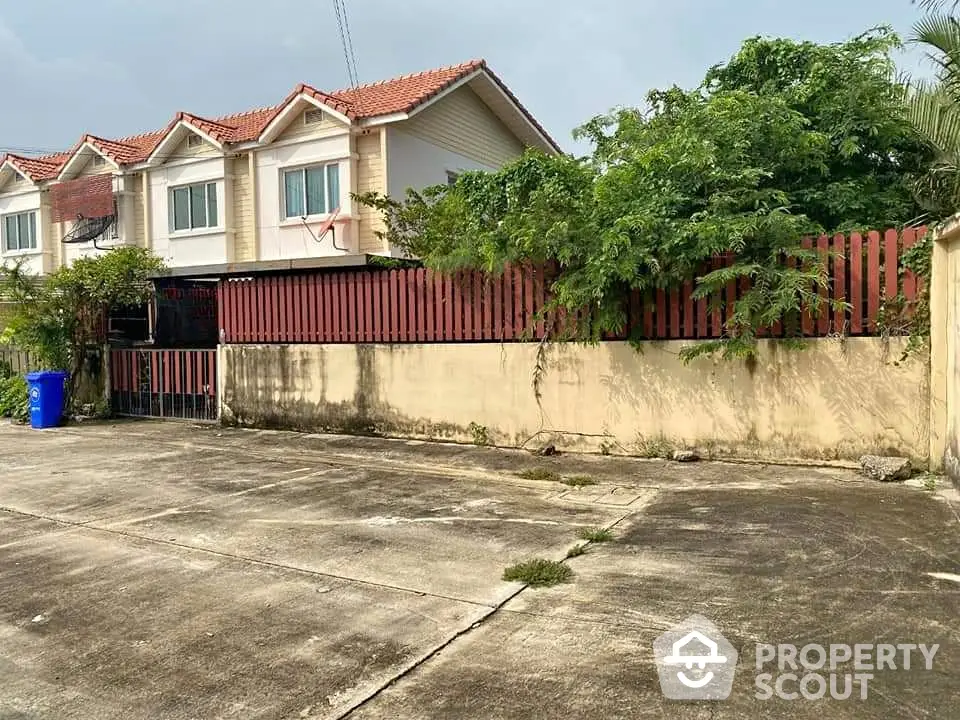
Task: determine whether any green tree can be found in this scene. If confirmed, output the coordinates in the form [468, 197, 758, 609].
[703, 28, 930, 230]
[0, 247, 164, 408]
[906, 6, 960, 215]
[359, 31, 928, 359]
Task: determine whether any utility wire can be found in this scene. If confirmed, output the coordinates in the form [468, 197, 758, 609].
[331, 0, 365, 114]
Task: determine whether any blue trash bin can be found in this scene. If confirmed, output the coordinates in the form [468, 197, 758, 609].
[25, 371, 69, 429]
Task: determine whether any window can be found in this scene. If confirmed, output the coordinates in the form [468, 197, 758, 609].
[169, 182, 218, 232]
[446, 171, 460, 187]
[303, 108, 325, 125]
[282, 163, 339, 219]
[92, 155, 106, 167]
[2, 211, 37, 252]
[12, 172, 26, 184]
[187, 134, 204, 148]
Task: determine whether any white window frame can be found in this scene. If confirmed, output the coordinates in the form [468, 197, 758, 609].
[1, 210, 38, 253]
[187, 134, 204, 148]
[280, 162, 341, 220]
[91, 154, 107, 167]
[169, 181, 219, 234]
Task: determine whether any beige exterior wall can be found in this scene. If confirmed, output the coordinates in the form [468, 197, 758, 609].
[275, 109, 347, 143]
[220, 338, 930, 463]
[232, 155, 254, 261]
[76, 155, 115, 177]
[355, 130, 387, 254]
[169, 133, 220, 159]
[132, 174, 145, 248]
[929, 217, 960, 478]
[38, 190, 56, 274]
[402, 85, 525, 169]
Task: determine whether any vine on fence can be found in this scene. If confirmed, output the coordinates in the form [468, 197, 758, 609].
[876, 229, 932, 361]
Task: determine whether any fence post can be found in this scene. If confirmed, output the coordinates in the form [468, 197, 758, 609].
[158, 352, 165, 419]
[102, 343, 111, 415]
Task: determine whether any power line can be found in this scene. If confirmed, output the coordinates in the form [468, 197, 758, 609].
[331, 0, 365, 114]
[0, 146, 70, 157]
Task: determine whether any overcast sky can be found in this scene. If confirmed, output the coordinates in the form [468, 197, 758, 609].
[0, 0, 929, 156]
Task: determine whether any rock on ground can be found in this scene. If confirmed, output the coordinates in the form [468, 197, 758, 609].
[859, 455, 912, 482]
[672, 450, 700, 462]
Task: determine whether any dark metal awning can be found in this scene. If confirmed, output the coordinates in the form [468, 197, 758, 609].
[150, 254, 376, 280]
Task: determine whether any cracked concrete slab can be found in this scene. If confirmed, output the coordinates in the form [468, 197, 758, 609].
[92, 463, 625, 605]
[353, 482, 960, 719]
[0, 420, 957, 719]
[0, 527, 486, 720]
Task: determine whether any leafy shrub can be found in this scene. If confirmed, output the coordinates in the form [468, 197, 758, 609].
[0, 373, 28, 422]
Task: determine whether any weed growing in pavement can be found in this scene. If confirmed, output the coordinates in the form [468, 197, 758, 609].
[579, 527, 614, 543]
[503, 559, 573, 587]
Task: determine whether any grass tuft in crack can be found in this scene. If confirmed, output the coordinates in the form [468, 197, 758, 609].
[516, 468, 562, 483]
[579, 527, 614, 543]
[561, 475, 597, 487]
[565, 543, 587, 558]
[503, 558, 573, 587]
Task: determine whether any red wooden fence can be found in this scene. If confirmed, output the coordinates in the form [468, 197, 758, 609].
[218, 228, 925, 345]
[110, 348, 217, 420]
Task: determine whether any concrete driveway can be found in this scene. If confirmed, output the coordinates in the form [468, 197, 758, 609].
[0, 421, 957, 719]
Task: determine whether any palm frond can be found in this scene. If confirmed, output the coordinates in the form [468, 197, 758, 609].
[915, 0, 960, 12]
[907, 82, 960, 156]
[911, 14, 960, 92]
[913, 0, 960, 10]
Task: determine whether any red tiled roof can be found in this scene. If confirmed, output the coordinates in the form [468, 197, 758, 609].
[329, 59, 486, 118]
[167, 107, 280, 146]
[1, 153, 64, 182]
[9, 59, 555, 180]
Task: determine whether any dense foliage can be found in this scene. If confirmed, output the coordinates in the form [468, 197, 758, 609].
[0, 363, 27, 422]
[358, 29, 930, 359]
[0, 247, 164, 407]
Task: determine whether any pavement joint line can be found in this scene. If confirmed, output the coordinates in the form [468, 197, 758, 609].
[335, 577, 530, 720]
[0, 468, 339, 531]
[0, 525, 83, 551]
[338, 507, 642, 718]
[0, 503, 495, 610]
[50, 426, 596, 494]
[96, 467, 343, 529]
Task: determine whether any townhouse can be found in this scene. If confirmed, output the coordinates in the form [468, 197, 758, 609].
[0, 60, 559, 277]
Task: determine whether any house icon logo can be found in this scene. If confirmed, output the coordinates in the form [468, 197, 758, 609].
[653, 614, 738, 700]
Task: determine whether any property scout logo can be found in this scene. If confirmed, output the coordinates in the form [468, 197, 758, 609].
[653, 615, 939, 701]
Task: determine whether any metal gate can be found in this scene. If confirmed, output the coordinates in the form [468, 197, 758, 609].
[110, 349, 217, 420]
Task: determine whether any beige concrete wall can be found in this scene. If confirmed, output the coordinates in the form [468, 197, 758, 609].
[220, 337, 930, 463]
[929, 216, 960, 479]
